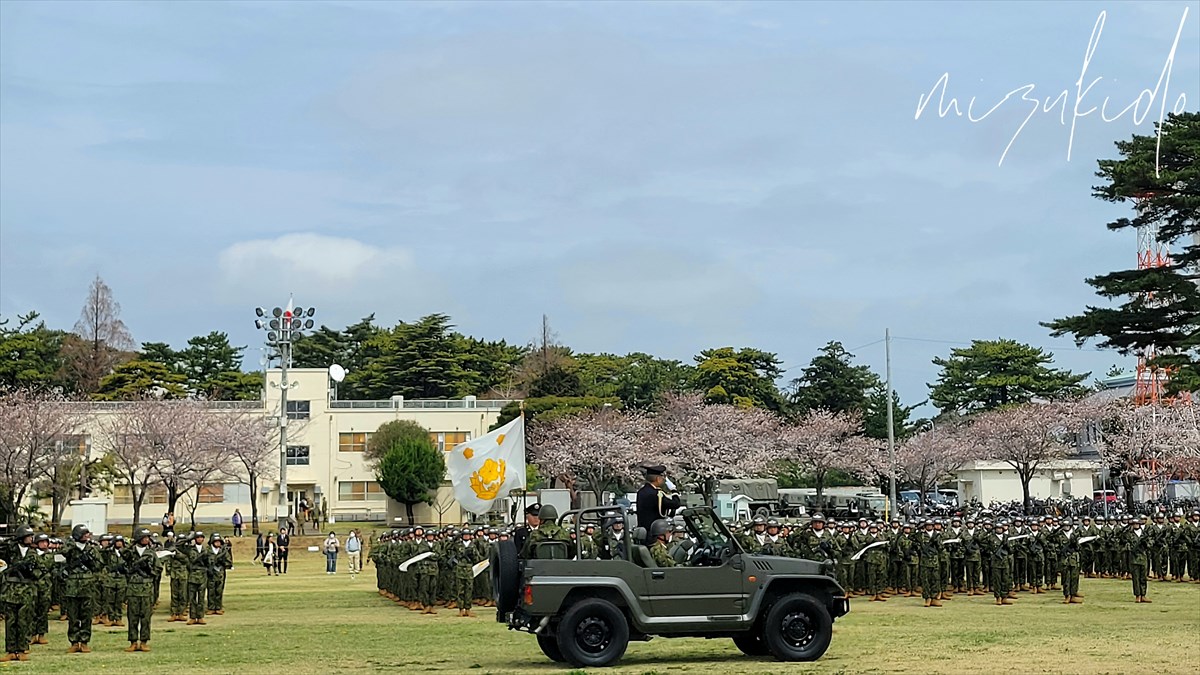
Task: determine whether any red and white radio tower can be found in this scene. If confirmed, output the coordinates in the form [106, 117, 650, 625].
[1131, 191, 1182, 406]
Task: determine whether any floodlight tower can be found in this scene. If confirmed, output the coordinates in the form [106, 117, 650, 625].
[254, 299, 316, 531]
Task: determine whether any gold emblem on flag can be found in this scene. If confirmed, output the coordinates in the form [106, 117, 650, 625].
[469, 459, 506, 500]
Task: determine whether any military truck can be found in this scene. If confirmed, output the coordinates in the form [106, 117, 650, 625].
[489, 505, 850, 668]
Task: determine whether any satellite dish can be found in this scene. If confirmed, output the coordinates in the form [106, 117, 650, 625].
[328, 364, 346, 382]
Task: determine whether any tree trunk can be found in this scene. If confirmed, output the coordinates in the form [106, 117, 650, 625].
[1020, 468, 1033, 515]
[814, 469, 827, 512]
[131, 493, 145, 537]
[249, 471, 260, 535]
[405, 501, 415, 525]
[166, 484, 181, 516]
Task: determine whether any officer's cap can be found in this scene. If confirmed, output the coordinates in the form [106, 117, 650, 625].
[644, 464, 667, 476]
[524, 503, 542, 516]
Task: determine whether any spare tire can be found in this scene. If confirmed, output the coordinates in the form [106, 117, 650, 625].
[491, 538, 520, 619]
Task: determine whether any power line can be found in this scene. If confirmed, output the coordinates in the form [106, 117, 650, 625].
[891, 335, 1116, 354]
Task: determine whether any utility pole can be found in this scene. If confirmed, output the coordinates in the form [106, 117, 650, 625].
[886, 328, 897, 520]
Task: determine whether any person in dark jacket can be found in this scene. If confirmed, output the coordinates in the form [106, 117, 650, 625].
[636, 465, 680, 545]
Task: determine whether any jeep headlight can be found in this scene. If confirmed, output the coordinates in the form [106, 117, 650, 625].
[820, 559, 836, 578]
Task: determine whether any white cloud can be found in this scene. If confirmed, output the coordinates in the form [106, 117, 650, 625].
[219, 233, 413, 284]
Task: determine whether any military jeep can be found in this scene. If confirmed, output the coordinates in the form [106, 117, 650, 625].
[490, 505, 849, 668]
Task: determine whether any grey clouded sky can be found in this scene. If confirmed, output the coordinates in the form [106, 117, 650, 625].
[2, 0, 1197, 412]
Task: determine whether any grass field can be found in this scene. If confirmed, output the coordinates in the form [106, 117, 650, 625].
[8, 537, 1199, 674]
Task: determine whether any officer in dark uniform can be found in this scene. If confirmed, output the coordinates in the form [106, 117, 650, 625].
[636, 465, 680, 545]
[512, 503, 541, 555]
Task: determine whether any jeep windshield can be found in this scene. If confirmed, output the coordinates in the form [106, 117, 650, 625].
[680, 507, 742, 564]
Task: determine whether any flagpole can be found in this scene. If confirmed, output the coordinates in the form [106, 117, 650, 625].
[519, 400, 527, 523]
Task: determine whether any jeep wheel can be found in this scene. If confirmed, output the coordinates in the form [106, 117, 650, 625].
[762, 593, 832, 661]
[537, 634, 565, 663]
[555, 598, 630, 668]
[732, 632, 770, 656]
[490, 538, 520, 617]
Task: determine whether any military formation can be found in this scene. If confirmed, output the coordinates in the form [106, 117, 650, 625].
[727, 508, 1200, 606]
[369, 524, 496, 617]
[0, 523, 234, 661]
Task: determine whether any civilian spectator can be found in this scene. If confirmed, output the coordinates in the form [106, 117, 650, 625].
[346, 530, 361, 578]
[232, 509, 244, 537]
[262, 534, 277, 575]
[324, 532, 340, 574]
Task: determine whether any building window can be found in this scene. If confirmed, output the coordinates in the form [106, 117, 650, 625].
[339, 432, 371, 453]
[51, 434, 89, 456]
[112, 484, 167, 505]
[286, 445, 310, 466]
[338, 481, 385, 501]
[198, 483, 224, 504]
[286, 400, 310, 420]
[430, 431, 470, 452]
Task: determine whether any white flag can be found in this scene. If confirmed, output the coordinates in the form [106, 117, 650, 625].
[446, 416, 526, 515]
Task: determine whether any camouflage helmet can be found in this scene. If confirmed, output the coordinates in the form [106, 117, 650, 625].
[99, 533, 113, 543]
[14, 524, 34, 541]
[212, 533, 224, 542]
[71, 524, 91, 542]
[811, 513, 826, 523]
[538, 504, 559, 521]
[114, 534, 126, 543]
[193, 531, 205, 539]
[34, 533, 50, 545]
[752, 516, 766, 527]
[135, 528, 153, 543]
[766, 519, 780, 529]
[649, 520, 672, 539]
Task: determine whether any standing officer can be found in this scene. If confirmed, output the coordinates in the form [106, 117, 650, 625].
[452, 529, 484, 617]
[63, 524, 103, 653]
[1, 525, 39, 662]
[1059, 519, 1083, 604]
[1127, 517, 1154, 603]
[106, 534, 128, 627]
[917, 520, 942, 607]
[512, 503, 541, 555]
[122, 528, 159, 652]
[636, 465, 680, 545]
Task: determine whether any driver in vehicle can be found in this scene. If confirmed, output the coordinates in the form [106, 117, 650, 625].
[648, 521, 677, 567]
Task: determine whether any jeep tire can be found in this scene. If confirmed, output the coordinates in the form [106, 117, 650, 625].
[537, 634, 565, 663]
[555, 598, 630, 668]
[762, 593, 832, 661]
[490, 539, 520, 618]
[732, 631, 770, 656]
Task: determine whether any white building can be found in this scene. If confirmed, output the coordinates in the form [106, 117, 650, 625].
[49, 368, 514, 529]
[954, 459, 1099, 505]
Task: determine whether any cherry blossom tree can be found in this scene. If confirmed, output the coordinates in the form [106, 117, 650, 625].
[97, 401, 162, 535]
[531, 407, 644, 506]
[1166, 403, 1200, 481]
[1093, 400, 1199, 509]
[0, 389, 81, 526]
[972, 401, 1083, 514]
[774, 409, 883, 511]
[648, 393, 781, 505]
[896, 425, 972, 515]
[215, 410, 279, 534]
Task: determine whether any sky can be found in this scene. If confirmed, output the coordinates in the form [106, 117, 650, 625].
[1, 0, 1198, 413]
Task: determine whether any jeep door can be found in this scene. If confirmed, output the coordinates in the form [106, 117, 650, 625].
[643, 554, 747, 620]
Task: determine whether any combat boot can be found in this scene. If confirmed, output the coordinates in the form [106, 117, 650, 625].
[1141, 596, 1152, 603]
[1000, 598, 1013, 605]
[446, 601, 457, 609]
[929, 598, 942, 607]
[66, 644, 81, 654]
[124, 642, 139, 653]
[112, 619, 125, 626]
[16, 653, 27, 661]
[195, 618, 207, 625]
[0, 654, 15, 663]
[33, 635, 48, 645]
[138, 642, 151, 652]
[1070, 596, 1083, 604]
[79, 644, 91, 653]
[1061, 596, 1070, 604]
[876, 594, 887, 602]
[187, 619, 198, 625]
[215, 610, 224, 615]
[464, 610, 476, 617]
[924, 598, 931, 607]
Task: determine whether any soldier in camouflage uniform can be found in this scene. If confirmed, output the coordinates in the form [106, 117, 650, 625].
[474, 527, 496, 606]
[649, 521, 676, 567]
[519, 505, 573, 559]
[895, 522, 916, 596]
[987, 521, 1014, 605]
[207, 533, 233, 615]
[451, 529, 486, 617]
[95, 534, 113, 625]
[917, 520, 942, 607]
[31, 533, 53, 647]
[121, 528, 160, 652]
[1, 525, 39, 661]
[1059, 518, 1083, 604]
[415, 530, 440, 614]
[180, 531, 212, 624]
[63, 524, 103, 653]
[1026, 521, 1045, 594]
[106, 535, 129, 626]
[164, 531, 188, 621]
